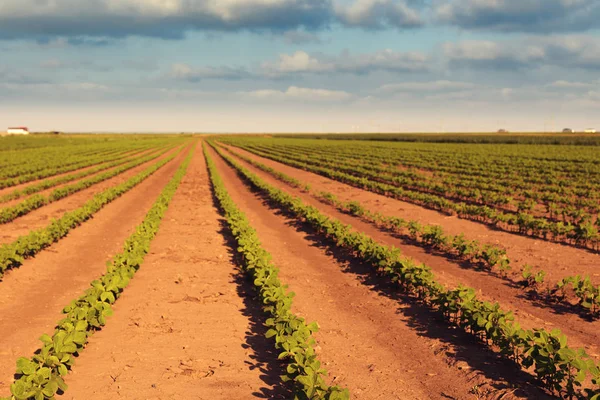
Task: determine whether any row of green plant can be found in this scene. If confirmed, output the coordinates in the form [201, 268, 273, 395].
[210, 141, 600, 399]
[219, 144, 509, 272]
[0, 146, 187, 279]
[219, 144, 600, 321]
[221, 146, 311, 192]
[0, 145, 176, 224]
[204, 144, 348, 400]
[325, 192, 600, 320]
[230, 143, 600, 251]
[261, 141, 600, 223]
[0, 146, 138, 188]
[0, 146, 126, 180]
[271, 132, 600, 146]
[522, 268, 600, 319]
[243, 138, 600, 202]
[2, 146, 194, 400]
[261, 142, 600, 218]
[0, 135, 173, 171]
[0, 137, 185, 189]
[0, 145, 171, 204]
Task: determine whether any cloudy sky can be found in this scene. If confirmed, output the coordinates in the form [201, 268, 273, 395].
[0, 0, 599, 132]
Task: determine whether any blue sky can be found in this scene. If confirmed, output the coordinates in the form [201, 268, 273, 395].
[0, 0, 599, 132]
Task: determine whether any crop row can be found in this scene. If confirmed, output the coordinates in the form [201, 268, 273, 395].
[0, 146, 126, 180]
[0, 145, 187, 279]
[0, 147, 138, 190]
[209, 141, 600, 399]
[227, 141, 600, 252]
[0, 136, 177, 172]
[0, 146, 137, 183]
[253, 138, 600, 195]
[0, 145, 175, 224]
[0, 145, 170, 204]
[203, 144, 348, 399]
[219, 145, 600, 320]
[0, 138, 183, 189]
[260, 141, 600, 224]
[2, 145, 194, 400]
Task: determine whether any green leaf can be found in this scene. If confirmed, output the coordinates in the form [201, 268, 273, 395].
[16, 358, 37, 375]
[58, 364, 68, 377]
[42, 379, 59, 397]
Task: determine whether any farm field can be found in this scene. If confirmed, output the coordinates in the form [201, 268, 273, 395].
[1, 134, 599, 400]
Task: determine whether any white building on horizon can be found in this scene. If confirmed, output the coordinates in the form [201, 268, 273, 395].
[7, 127, 29, 135]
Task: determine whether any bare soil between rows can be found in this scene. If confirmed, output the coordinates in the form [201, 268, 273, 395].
[0, 147, 162, 209]
[207, 144, 549, 399]
[0, 144, 191, 394]
[62, 143, 277, 399]
[220, 144, 600, 361]
[0, 145, 182, 245]
[0, 147, 149, 198]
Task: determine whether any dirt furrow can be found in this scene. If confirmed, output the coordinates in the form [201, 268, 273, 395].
[0, 147, 162, 209]
[219, 145, 600, 362]
[0, 147, 147, 198]
[62, 143, 277, 400]
[0, 145, 191, 393]
[227, 145, 600, 285]
[0, 145, 182, 245]
[208, 145, 547, 400]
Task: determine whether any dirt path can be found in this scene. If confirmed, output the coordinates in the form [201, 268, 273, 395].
[207, 145, 548, 400]
[219, 145, 600, 361]
[0, 147, 162, 209]
[63, 143, 277, 400]
[0, 145, 191, 393]
[227, 145, 600, 284]
[0, 145, 183, 245]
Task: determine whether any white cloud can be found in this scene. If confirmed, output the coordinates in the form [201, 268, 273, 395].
[263, 49, 429, 76]
[378, 80, 479, 93]
[268, 51, 331, 73]
[547, 80, 600, 90]
[171, 63, 249, 81]
[241, 85, 353, 101]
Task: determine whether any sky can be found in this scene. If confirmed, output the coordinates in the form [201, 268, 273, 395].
[0, 0, 599, 133]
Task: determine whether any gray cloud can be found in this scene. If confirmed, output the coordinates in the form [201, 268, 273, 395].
[0, 67, 51, 85]
[171, 64, 251, 81]
[0, 0, 421, 41]
[262, 49, 429, 75]
[169, 48, 429, 84]
[436, 0, 600, 33]
[377, 80, 479, 94]
[335, 0, 422, 29]
[281, 30, 323, 44]
[444, 36, 600, 70]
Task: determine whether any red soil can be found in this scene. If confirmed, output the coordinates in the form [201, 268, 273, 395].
[0, 142, 587, 399]
[0, 147, 148, 199]
[0, 147, 161, 209]
[228, 146, 600, 283]
[62, 143, 273, 399]
[0, 145, 182, 245]
[0, 146, 190, 394]
[207, 145, 548, 399]
[220, 144, 600, 360]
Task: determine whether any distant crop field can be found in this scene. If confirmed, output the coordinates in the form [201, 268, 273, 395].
[272, 132, 600, 145]
[1, 134, 599, 399]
